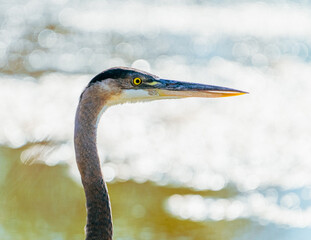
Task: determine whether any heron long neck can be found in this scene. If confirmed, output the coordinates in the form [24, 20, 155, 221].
[74, 91, 112, 240]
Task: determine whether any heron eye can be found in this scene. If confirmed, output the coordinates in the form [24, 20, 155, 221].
[133, 77, 142, 86]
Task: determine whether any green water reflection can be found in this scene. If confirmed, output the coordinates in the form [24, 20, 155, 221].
[0, 144, 250, 240]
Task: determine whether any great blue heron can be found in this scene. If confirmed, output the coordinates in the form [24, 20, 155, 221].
[74, 67, 246, 240]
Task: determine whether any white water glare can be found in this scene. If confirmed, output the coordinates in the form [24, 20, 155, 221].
[1, 0, 311, 238]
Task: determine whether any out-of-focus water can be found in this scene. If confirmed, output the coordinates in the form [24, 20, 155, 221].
[1, 0, 311, 239]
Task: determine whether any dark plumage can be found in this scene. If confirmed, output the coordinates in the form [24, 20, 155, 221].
[87, 67, 158, 88]
[75, 67, 246, 240]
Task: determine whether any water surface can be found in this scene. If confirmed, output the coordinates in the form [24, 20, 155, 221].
[1, 0, 311, 239]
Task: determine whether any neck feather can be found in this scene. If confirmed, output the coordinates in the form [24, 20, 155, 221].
[74, 86, 112, 240]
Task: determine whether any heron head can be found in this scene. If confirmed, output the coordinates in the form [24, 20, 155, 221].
[86, 67, 247, 106]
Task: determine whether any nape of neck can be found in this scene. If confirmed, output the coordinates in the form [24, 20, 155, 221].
[74, 86, 113, 240]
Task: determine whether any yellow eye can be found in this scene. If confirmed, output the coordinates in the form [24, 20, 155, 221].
[133, 77, 142, 86]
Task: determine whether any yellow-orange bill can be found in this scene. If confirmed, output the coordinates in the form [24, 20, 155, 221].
[157, 89, 247, 98]
[151, 79, 248, 98]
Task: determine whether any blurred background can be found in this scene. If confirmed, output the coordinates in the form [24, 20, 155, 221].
[1, 0, 311, 239]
